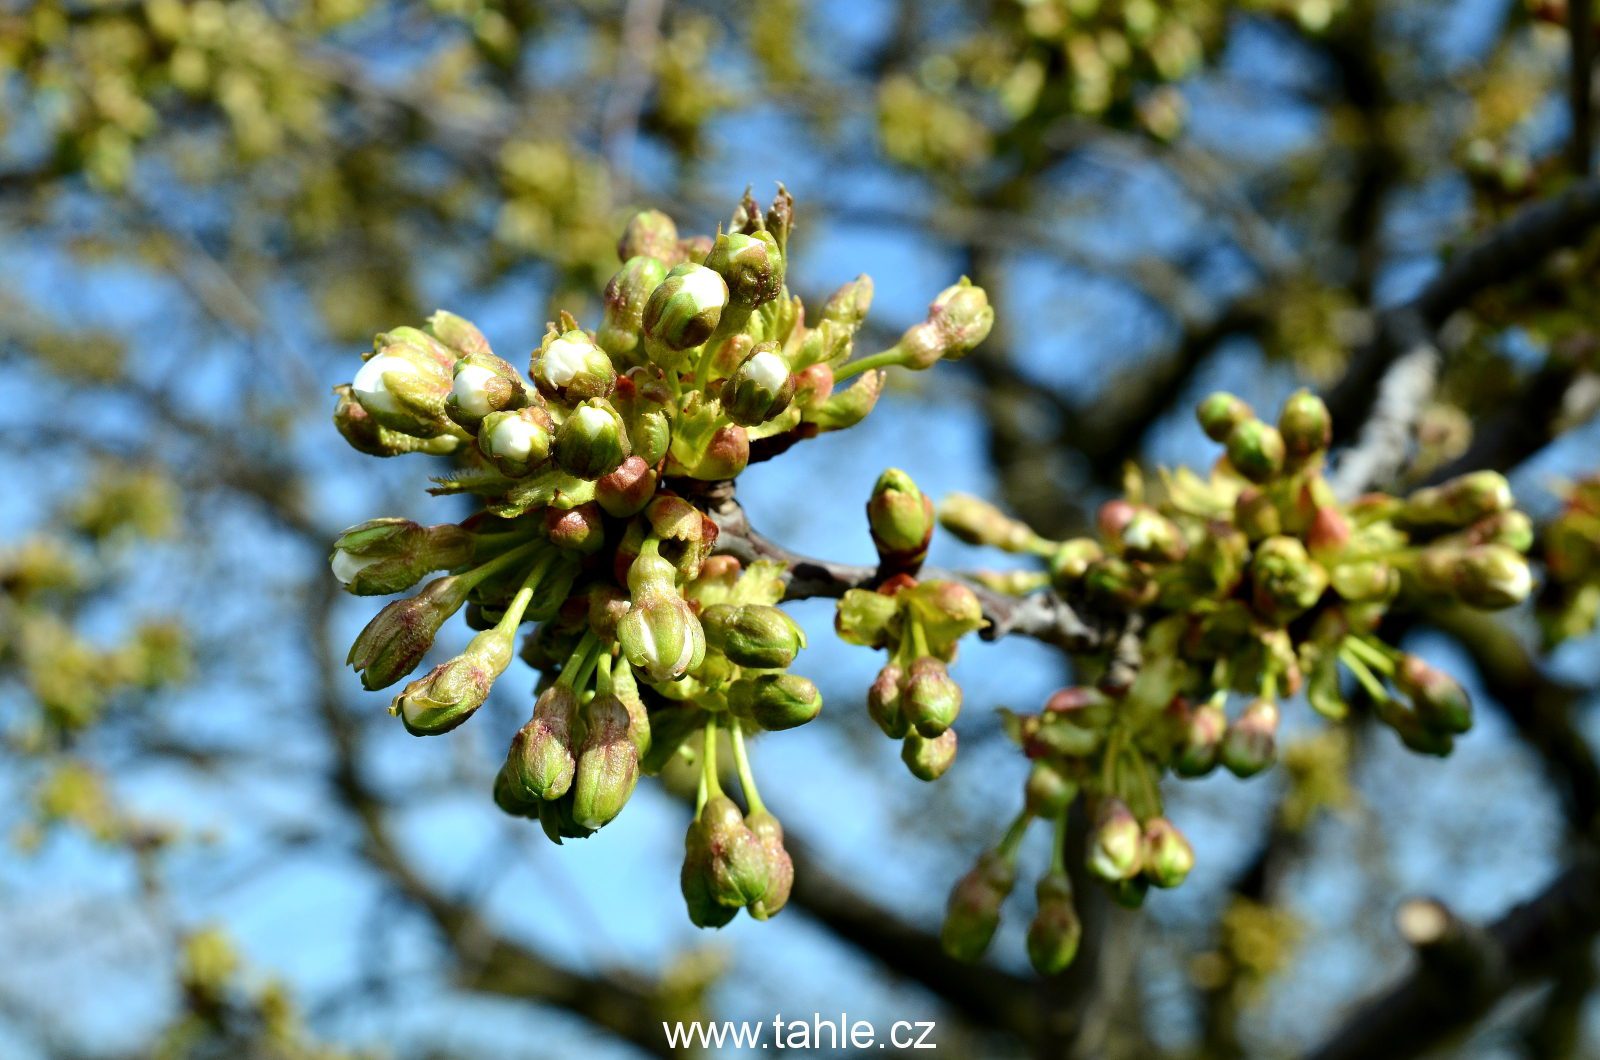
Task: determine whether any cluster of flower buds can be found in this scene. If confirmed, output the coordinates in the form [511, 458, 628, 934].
[330, 187, 993, 928]
[1540, 474, 1600, 646]
[834, 469, 989, 780]
[926, 389, 1534, 970]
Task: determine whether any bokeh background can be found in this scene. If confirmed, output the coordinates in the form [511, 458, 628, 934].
[4, 0, 1600, 1056]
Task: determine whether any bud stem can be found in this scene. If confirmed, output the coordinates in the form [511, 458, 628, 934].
[693, 303, 755, 390]
[461, 539, 544, 590]
[1050, 810, 1069, 875]
[729, 719, 767, 817]
[595, 650, 614, 696]
[833, 345, 904, 383]
[1345, 634, 1399, 677]
[996, 809, 1033, 862]
[557, 630, 604, 691]
[491, 554, 556, 637]
[698, 714, 725, 812]
[1338, 645, 1392, 705]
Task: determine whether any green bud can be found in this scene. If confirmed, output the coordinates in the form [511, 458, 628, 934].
[1049, 538, 1104, 589]
[1173, 700, 1226, 777]
[599, 256, 670, 364]
[447, 351, 528, 430]
[1084, 557, 1157, 610]
[939, 492, 1037, 553]
[729, 672, 822, 731]
[900, 278, 994, 367]
[1250, 535, 1329, 624]
[477, 406, 553, 476]
[1395, 655, 1472, 734]
[941, 850, 1015, 962]
[350, 332, 456, 437]
[1399, 471, 1513, 529]
[681, 816, 739, 929]
[867, 663, 909, 738]
[1117, 507, 1187, 564]
[746, 810, 794, 921]
[501, 684, 579, 803]
[1220, 698, 1279, 777]
[1087, 798, 1143, 882]
[1141, 817, 1194, 888]
[1278, 388, 1332, 464]
[868, 469, 936, 567]
[1414, 543, 1533, 609]
[347, 574, 472, 690]
[333, 385, 460, 457]
[619, 591, 705, 683]
[544, 502, 607, 553]
[1197, 391, 1253, 442]
[425, 309, 492, 358]
[554, 399, 629, 480]
[721, 342, 795, 426]
[331, 519, 472, 596]
[822, 274, 874, 327]
[617, 209, 680, 264]
[1330, 559, 1399, 604]
[904, 656, 962, 737]
[686, 423, 751, 480]
[1304, 643, 1349, 721]
[643, 262, 728, 352]
[1225, 419, 1287, 484]
[391, 624, 516, 736]
[835, 588, 900, 649]
[1234, 487, 1282, 541]
[530, 329, 616, 402]
[595, 455, 658, 518]
[701, 794, 772, 909]
[703, 603, 806, 669]
[571, 694, 641, 830]
[796, 318, 854, 369]
[1024, 760, 1079, 817]
[704, 230, 783, 307]
[537, 790, 598, 844]
[902, 728, 958, 781]
[804, 369, 884, 431]
[1026, 870, 1082, 975]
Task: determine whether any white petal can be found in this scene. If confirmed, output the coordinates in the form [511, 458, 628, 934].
[745, 350, 788, 391]
[352, 354, 415, 417]
[678, 265, 728, 309]
[451, 363, 497, 417]
[331, 549, 381, 585]
[489, 416, 537, 460]
[542, 337, 592, 387]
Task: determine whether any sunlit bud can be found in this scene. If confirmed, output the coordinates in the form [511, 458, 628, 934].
[681, 818, 739, 929]
[1220, 698, 1279, 777]
[941, 492, 1038, 553]
[1415, 543, 1533, 609]
[598, 256, 670, 363]
[1250, 535, 1329, 623]
[447, 352, 527, 430]
[792, 363, 836, 412]
[424, 309, 492, 358]
[330, 519, 472, 596]
[1088, 798, 1144, 882]
[805, 369, 884, 431]
[531, 329, 617, 402]
[347, 574, 472, 690]
[705, 230, 783, 308]
[544, 502, 607, 553]
[731, 673, 823, 731]
[1400, 471, 1513, 528]
[1027, 870, 1082, 975]
[1395, 655, 1472, 734]
[913, 277, 994, 365]
[617, 209, 680, 263]
[595, 456, 658, 518]
[1049, 538, 1104, 589]
[478, 407, 553, 476]
[1330, 559, 1399, 603]
[866, 469, 935, 568]
[350, 338, 454, 436]
[904, 656, 962, 737]
[1197, 391, 1253, 442]
[392, 623, 516, 736]
[1024, 760, 1078, 817]
[1141, 817, 1195, 888]
[1226, 419, 1286, 484]
[643, 262, 728, 352]
[1376, 697, 1456, 757]
[1452, 510, 1536, 553]
[332, 386, 460, 457]
[1118, 507, 1187, 564]
[502, 684, 579, 801]
[619, 594, 705, 683]
[689, 423, 750, 479]
[553, 400, 629, 480]
[941, 850, 1016, 962]
[835, 588, 900, 649]
[535, 790, 599, 844]
[701, 794, 772, 909]
[703, 604, 806, 669]
[1173, 700, 1226, 777]
[1084, 557, 1157, 610]
[1278, 388, 1332, 464]
[721, 343, 796, 426]
[1234, 487, 1282, 541]
[902, 729, 958, 780]
[746, 810, 794, 920]
[822, 274, 874, 327]
[569, 694, 641, 830]
[868, 663, 910, 738]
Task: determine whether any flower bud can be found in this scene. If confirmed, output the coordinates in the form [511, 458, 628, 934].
[571, 694, 641, 830]
[1027, 871, 1082, 975]
[1415, 543, 1533, 609]
[1394, 655, 1472, 734]
[904, 656, 962, 737]
[703, 603, 806, 669]
[1278, 388, 1331, 464]
[835, 589, 900, 649]
[704, 230, 783, 307]
[350, 331, 456, 437]
[721, 343, 796, 425]
[939, 492, 1037, 553]
[701, 794, 772, 909]
[868, 663, 909, 738]
[914, 277, 994, 364]
[347, 574, 472, 689]
[1024, 760, 1079, 817]
[822, 274, 874, 327]
[502, 684, 579, 802]
[745, 810, 794, 920]
[1400, 471, 1513, 529]
[544, 502, 606, 553]
[1117, 507, 1187, 564]
[617, 209, 679, 263]
[1250, 535, 1329, 624]
[902, 729, 958, 780]
[425, 309, 492, 358]
[681, 817, 739, 930]
[941, 850, 1015, 962]
[332, 386, 460, 457]
[643, 262, 728, 352]
[447, 352, 527, 430]
[1235, 487, 1282, 541]
[594, 455, 658, 518]
[1084, 557, 1157, 610]
[1173, 699, 1226, 776]
[805, 369, 884, 431]
[619, 592, 705, 683]
[1197, 391, 1253, 442]
[687, 423, 751, 480]
[1087, 798, 1143, 882]
[792, 362, 836, 411]
[867, 469, 935, 568]
[331, 519, 472, 596]
[554, 400, 629, 480]
[729, 673, 822, 731]
[392, 624, 516, 736]
[1049, 538, 1104, 588]
[599, 256, 671, 364]
[1220, 698, 1279, 777]
[477, 406, 553, 476]
[530, 329, 616, 402]
[1225, 419, 1287, 484]
[1141, 817, 1194, 888]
